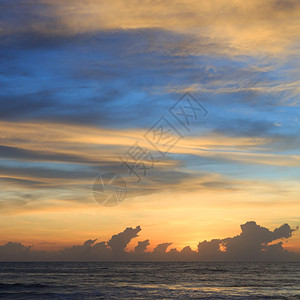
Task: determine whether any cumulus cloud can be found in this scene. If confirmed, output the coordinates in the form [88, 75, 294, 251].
[134, 239, 150, 254]
[107, 225, 141, 256]
[0, 222, 299, 262]
[0, 242, 32, 261]
[198, 221, 298, 262]
[152, 243, 173, 255]
[59, 239, 112, 261]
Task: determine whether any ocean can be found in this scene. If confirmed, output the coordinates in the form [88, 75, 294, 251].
[0, 262, 299, 299]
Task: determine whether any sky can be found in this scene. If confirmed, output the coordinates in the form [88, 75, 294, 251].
[0, 0, 300, 261]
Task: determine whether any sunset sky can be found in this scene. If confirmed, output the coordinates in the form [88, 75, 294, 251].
[0, 0, 300, 256]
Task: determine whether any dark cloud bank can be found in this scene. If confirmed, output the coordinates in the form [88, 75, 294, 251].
[0, 222, 299, 262]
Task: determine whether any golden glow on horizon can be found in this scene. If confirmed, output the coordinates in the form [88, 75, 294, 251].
[0, 186, 299, 252]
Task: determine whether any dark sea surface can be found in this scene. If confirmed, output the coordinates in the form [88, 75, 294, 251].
[0, 262, 299, 299]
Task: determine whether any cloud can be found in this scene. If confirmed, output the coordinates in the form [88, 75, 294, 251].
[152, 243, 173, 255]
[0, 242, 32, 261]
[2, 0, 300, 57]
[107, 226, 141, 256]
[59, 239, 112, 261]
[0, 222, 298, 262]
[2, 2, 300, 126]
[198, 221, 298, 261]
[0, 118, 299, 215]
[134, 239, 150, 254]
